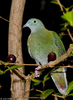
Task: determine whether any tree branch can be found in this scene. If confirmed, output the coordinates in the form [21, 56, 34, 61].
[0, 44, 73, 80]
[56, 0, 73, 42]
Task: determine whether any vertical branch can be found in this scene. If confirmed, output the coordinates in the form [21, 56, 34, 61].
[24, 76, 31, 100]
[8, 0, 26, 100]
[54, 96, 58, 100]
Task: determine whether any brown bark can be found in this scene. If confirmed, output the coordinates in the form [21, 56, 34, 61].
[8, 0, 26, 100]
[24, 77, 31, 99]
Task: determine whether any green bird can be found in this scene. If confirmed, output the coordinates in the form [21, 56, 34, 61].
[23, 18, 68, 95]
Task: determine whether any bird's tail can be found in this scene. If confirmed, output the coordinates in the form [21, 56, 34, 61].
[51, 67, 68, 95]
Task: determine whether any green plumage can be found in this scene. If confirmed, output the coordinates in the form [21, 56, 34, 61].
[28, 29, 65, 65]
[23, 18, 68, 95]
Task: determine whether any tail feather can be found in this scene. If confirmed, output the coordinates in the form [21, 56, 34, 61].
[51, 68, 68, 95]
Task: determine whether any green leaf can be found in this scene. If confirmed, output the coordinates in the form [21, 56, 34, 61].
[69, 44, 73, 56]
[69, 5, 73, 9]
[60, 22, 69, 26]
[42, 73, 50, 84]
[43, 77, 50, 84]
[65, 81, 73, 95]
[30, 71, 34, 74]
[34, 81, 41, 86]
[43, 89, 54, 99]
[54, 92, 62, 96]
[35, 94, 42, 96]
[65, 8, 70, 12]
[70, 52, 73, 56]
[32, 79, 42, 86]
[35, 89, 54, 99]
[67, 93, 73, 96]
[0, 65, 23, 75]
[31, 78, 41, 83]
[8, 65, 24, 70]
[65, 5, 73, 12]
[58, 33, 63, 40]
[61, 11, 73, 27]
[0, 69, 4, 75]
[44, 72, 50, 80]
[50, 1, 65, 9]
[60, 27, 67, 31]
[50, 1, 59, 5]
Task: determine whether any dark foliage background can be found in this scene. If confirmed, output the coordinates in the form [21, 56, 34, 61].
[0, 0, 73, 99]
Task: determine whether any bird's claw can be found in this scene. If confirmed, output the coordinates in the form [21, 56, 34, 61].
[35, 66, 41, 77]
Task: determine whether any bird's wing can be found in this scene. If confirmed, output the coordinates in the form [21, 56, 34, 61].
[52, 31, 66, 55]
[27, 39, 34, 59]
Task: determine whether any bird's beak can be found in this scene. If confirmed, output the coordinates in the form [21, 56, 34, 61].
[23, 23, 29, 28]
[23, 24, 26, 28]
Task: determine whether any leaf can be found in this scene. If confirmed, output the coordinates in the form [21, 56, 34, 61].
[32, 79, 41, 86]
[7, 65, 24, 70]
[0, 65, 23, 75]
[30, 71, 34, 74]
[0, 69, 4, 75]
[43, 73, 50, 83]
[60, 27, 67, 31]
[50, 1, 65, 9]
[67, 93, 73, 96]
[35, 94, 42, 96]
[65, 5, 73, 12]
[69, 44, 73, 56]
[54, 92, 62, 96]
[69, 5, 73, 9]
[65, 81, 73, 95]
[43, 77, 50, 84]
[31, 78, 41, 83]
[50, 1, 59, 5]
[60, 22, 69, 26]
[61, 11, 73, 27]
[59, 33, 63, 40]
[43, 89, 54, 99]
[44, 72, 50, 80]
[65, 8, 70, 12]
[35, 89, 54, 99]
[34, 81, 41, 86]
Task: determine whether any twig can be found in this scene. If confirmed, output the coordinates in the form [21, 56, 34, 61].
[56, 0, 73, 42]
[52, 94, 65, 99]
[0, 60, 39, 66]
[61, 32, 73, 36]
[35, 89, 42, 93]
[67, 28, 73, 41]
[56, 0, 65, 15]
[0, 16, 20, 31]
[58, 65, 73, 68]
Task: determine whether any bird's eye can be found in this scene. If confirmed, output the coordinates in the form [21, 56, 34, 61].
[33, 20, 36, 23]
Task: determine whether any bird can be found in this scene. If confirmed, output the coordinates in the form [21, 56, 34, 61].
[23, 18, 68, 95]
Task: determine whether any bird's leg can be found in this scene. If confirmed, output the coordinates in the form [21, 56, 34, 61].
[35, 66, 41, 77]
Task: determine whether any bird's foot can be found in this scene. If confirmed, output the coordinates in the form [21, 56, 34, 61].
[35, 66, 41, 77]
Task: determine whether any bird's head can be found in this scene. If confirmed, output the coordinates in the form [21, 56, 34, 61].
[23, 18, 45, 33]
